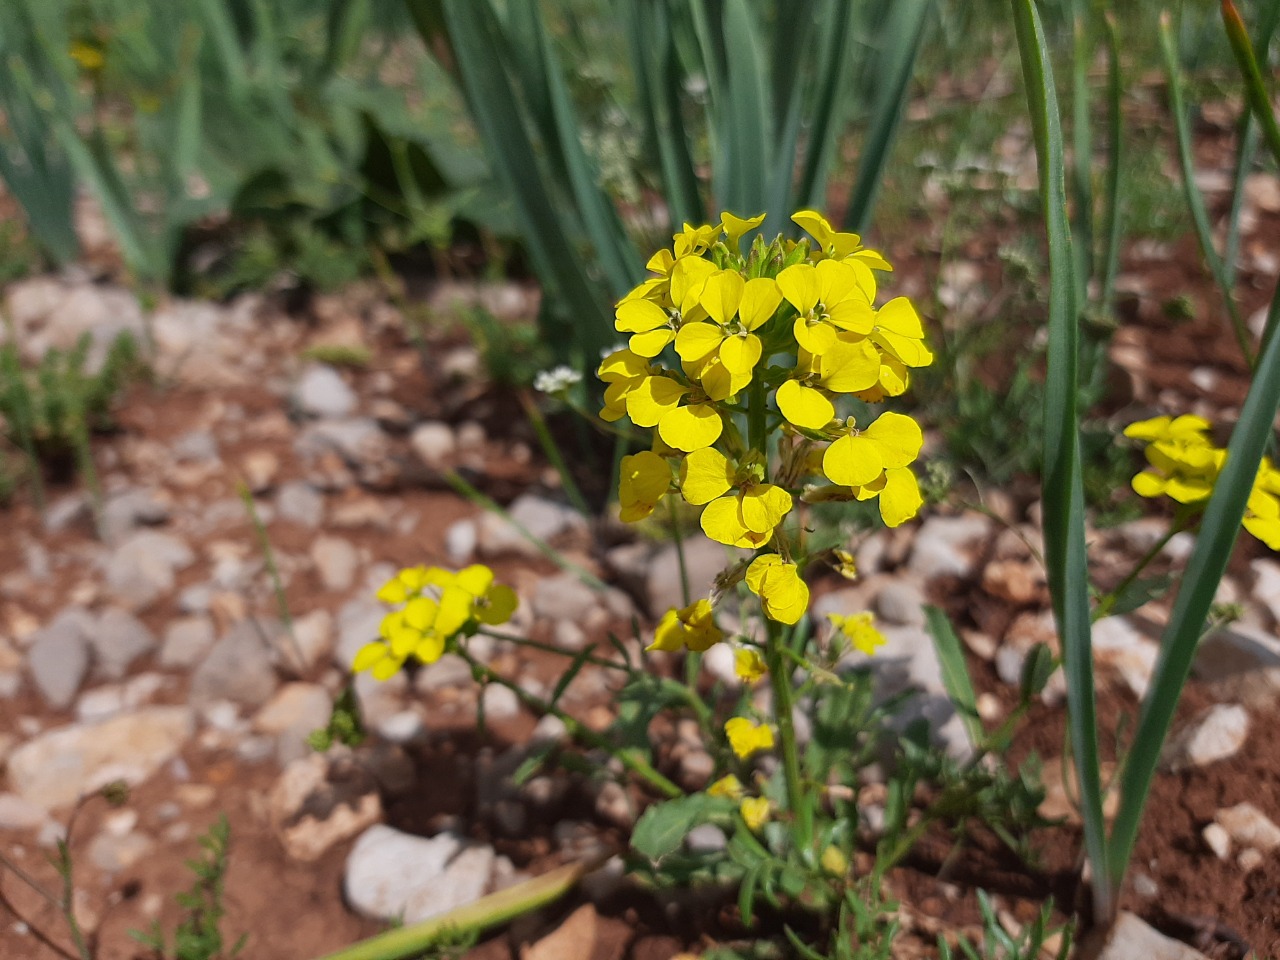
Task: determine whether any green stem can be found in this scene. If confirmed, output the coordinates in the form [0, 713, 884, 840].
[1093, 506, 1195, 620]
[476, 628, 629, 672]
[518, 390, 591, 516]
[765, 620, 811, 853]
[457, 649, 682, 799]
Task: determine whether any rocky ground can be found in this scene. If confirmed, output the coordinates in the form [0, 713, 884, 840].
[0, 166, 1279, 960]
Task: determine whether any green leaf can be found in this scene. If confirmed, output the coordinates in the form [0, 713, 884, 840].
[1009, 0, 1113, 920]
[631, 794, 723, 861]
[923, 605, 985, 748]
[1019, 643, 1057, 701]
[1107, 573, 1174, 618]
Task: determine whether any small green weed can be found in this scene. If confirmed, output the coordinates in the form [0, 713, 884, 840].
[300, 344, 373, 369]
[131, 815, 246, 960]
[939, 891, 1073, 959]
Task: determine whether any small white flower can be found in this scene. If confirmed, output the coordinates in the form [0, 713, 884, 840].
[533, 365, 583, 394]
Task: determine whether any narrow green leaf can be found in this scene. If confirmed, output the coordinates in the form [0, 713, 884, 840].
[1160, 12, 1254, 368]
[1099, 11, 1125, 313]
[1108, 275, 1280, 896]
[923, 605, 985, 748]
[718, 0, 770, 216]
[1070, 9, 1095, 299]
[842, 0, 933, 232]
[1009, 0, 1113, 921]
[1222, 0, 1280, 166]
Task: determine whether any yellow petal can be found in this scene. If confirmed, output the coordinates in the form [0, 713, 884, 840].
[616, 298, 669, 333]
[700, 271, 745, 326]
[819, 337, 881, 392]
[794, 315, 837, 354]
[626, 376, 688, 427]
[722, 211, 766, 249]
[700, 495, 749, 546]
[477, 584, 518, 624]
[1131, 472, 1169, 498]
[739, 484, 792, 534]
[680, 447, 734, 505]
[738, 277, 783, 331]
[875, 296, 925, 338]
[822, 433, 884, 487]
[718, 334, 761, 376]
[353, 641, 390, 674]
[670, 256, 717, 313]
[791, 210, 835, 250]
[659, 403, 722, 452]
[674, 321, 725, 362]
[879, 467, 923, 527]
[777, 263, 819, 315]
[864, 412, 924, 468]
[776, 379, 835, 430]
[629, 327, 676, 358]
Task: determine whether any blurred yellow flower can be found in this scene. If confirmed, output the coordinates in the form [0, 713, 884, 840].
[648, 599, 723, 653]
[740, 796, 771, 832]
[829, 612, 887, 656]
[745, 554, 809, 624]
[725, 717, 775, 758]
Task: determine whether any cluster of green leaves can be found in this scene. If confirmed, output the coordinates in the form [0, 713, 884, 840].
[131, 815, 245, 960]
[0, 0, 508, 291]
[938, 891, 1072, 960]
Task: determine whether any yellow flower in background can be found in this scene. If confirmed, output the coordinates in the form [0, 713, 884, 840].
[828, 612, 887, 656]
[822, 411, 924, 489]
[355, 564, 516, 679]
[708, 774, 745, 799]
[618, 450, 671, 522]
[820, 845, 849, 877]
[734, 648, 767, 684]
[673, 222, 721, 259]
[745, 554, 809, 624]
[739, 796, 771, 832]
[725, 717, 775, 758]
[648, 599, 723, 653]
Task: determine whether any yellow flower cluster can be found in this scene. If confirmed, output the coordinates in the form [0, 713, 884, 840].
[353, 564, 517, 680]
[1125, 415, 1280, 549]
[602, 211, 930, 632]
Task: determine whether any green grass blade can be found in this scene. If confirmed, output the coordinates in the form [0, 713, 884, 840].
[719, 0, 770, 217]
[1099, 11, 1125, 314]
[923, 605, 985, 748]
[1159, 12, 1254, 368]
[841, 0, 933, 232]
[1108, 276, 1280, 896]
[1070, 8, 1095, 299]
[795, 0, 855, 216]
[434, 0, 613, 367]
[1010, 0, 1113, 922]
[1222, 0, 1280, 166]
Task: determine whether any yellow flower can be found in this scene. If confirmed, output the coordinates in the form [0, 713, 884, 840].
[681, 447, 792, 548]
[674, 273, 782, 395]
[822, 412, 924, 488]
[648, 599, 724, 653]
[777, 260, 876, 355]
[739, 796, 771, 832]
[828, 612, 887, 655]
[791, 209, 892, 271]
[673, 222, 721, 259]
[733, 648, 767, 684]
[775, 339, 881, 430]
[831, 549, 858, 580]
[870, 298, 934, 368]
[820, 845, 849, 877]
[618, 450, 672, 522]
[721, 211, 766, 250]
[725, 717, 775, 758]
[845, 466, 924, 528]
[597, 349, 652, 422]
[625, 374, 723, 452]
[707, 774, 745, 799]
[745, 554, 809, 625]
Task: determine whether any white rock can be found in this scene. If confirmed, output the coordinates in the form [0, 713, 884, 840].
[311, 536, 359, 593]
[409, 422, 457, 470]
[284, 609, 334, 673]
[90, 608, 157, 680]
[103, 531, 195, 610]
[445, 520, 477, 563]
[276, 482, 325, 529]
[1163, 704, 1249, 770]
[1216, 802, 1280, 852]
[1250, 558, 1280, 626]
[189, 620, 279, 708]
[7, 707, 194, 811]
[269, 754, 382, 862]
[294, 364, 357, 419]
[532, 573, 600, 623]
[477, 494, 587, 558]
[1202, 822, 1231, 860]
[27, 610, 93, 709]
[344, 826, 496, 922]
[1096, 911, 1209, 960]
[252, 683, 331, 736]
[1093, 616, 1158, 698]
[875, 579, 927, 626]
[0, 793, 51, 830]
[481, 684, 520, 720]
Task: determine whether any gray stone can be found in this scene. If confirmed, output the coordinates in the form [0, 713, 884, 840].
[906, 513, 992, 580]
[75, 673, 165, 723]
[283, 609, 333, 673]
[477, 494, 587, 559]
[7, 707, 194, 811]
[875, 579, 927, 626]
[311, 536, 359, 593]
[1095, 912, 1209, 960]
[336, 600, 386, 669]
[294, 364, 357, 419]
[296, 418, 388, 469]
[190, 620, 279, 709]
[27, 610, 93, 709]
[252, 683, 333, 765]
[276, 482, 325, 529]
[101, 489, 170, 546]
[645, 537, 737, 618]
[4, 279, 146, 372]
[270, 754, 382, 862]
[159, 616, 217, 669]
[90, 608, 157, 680]
[87, 830, 154, 872]
[532, 573, 600, 623]
[409, 421, 457, 470]
[171, 430, 219, 462]
[552, 620, 588, 652]
[481, 684, 520, 720]
[1093, 615, 1158, 698]
[0, 793, 51, 830]
[103, 531, 195, 610]
[445, 520, 478, 564]
[686, 824, 728, 854]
